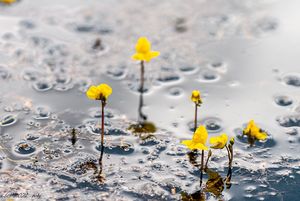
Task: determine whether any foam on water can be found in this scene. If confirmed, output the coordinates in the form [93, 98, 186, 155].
[0, 0, 300, 200]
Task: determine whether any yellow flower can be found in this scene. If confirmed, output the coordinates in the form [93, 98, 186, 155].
[191, 90, 202, 105]
[209, 133, 228, 149]
[86, 83, 112, 101]
[131, 37, 160, 62]
[0, 0, 15, 4]
[243, 120, 267, 140]
[181, 125, 208, 150]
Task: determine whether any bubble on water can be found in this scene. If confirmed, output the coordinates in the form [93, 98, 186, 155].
[141, 147, 150, 154]
[0, 66, 10, 79]
[76, 78, 91, 93]
[189, 117, 223, 132]
[96, 141, 134, 155]
[256, 17, 278, 32]
[283, 73, 300, 87]
[88, 108, 114, 119]
[30, 36, 50, 48]
[204, 118, 223, 132]
[26, 133, 40, 141]
[157, 67, 180, 83]
[0, 115, 17, 127]
[179, 66, 196, 73]
[106, 65, 126, 80]
[75, 24, 95, 33]
[33, 80, 53, 92]
[53, 73, 71, 84]
[33, 106, 50, 120]
[22, 69, 43, 81]
[15, 142, 36, 155]
[198, 70, 220, 82]
[285, 128, 298, 136]
[274, 95, 293, 106]
[277, 115, 300, 127]
[63, 149, 72, 154]
[157, 74, 180, 83]
[54, 83, 74, 91]
[74, 23, 113, 35]
[287, 136, 297, 143]
[208, 61, 227, 73]
[19, 20, 36, 29]
[86, 124, 101, 135]
[107, 128, 130, 136]
[168, 87, 183, 97]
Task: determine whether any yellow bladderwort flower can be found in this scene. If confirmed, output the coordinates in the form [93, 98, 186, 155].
[243, 120, 267, 140]
[191, 90, 202, 105]
[86, 83, 112, 180]
[86, 83, 112, 102]
[209, 133, 228, 149]
[0, 0, 16, 4]
[182, 125, 208, 151]
[131, 37, 160, 62]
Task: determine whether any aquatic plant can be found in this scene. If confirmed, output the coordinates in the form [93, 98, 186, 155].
[209, 134, 234, 188]
[128, 37, 159, 134]
[182, 125, 208, 151]
[132, 37, 160, 62]
[132, 37, 160, 122]
[191, 90, 202, 131]
[209, 133, 228, 149]
[182, 125, 208, 186]
[224, 137, 234, 188]
[189, 90, 205, 186]
[243, 119, 267, 146]
[86, 83, 112, 179]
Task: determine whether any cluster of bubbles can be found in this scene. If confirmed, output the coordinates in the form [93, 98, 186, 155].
[0, 0, 298, 200]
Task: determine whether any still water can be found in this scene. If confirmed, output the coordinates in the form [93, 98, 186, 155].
[0, 0, 299, 200]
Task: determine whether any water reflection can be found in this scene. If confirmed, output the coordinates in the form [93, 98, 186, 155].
[128, 61, 157, 134]
[183, 149, 233, 200]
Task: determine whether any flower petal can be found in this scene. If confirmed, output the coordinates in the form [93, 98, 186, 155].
[97, 83, 112, 99]
[86, 85, 100, 100]
[135, 37, 151, 54]
[209, 136, 218, 145]
[255, 132, 267, 140]
[193, 143, 209, 150]
[193, 125, 208, 144]
[132, 53, 145, 61]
